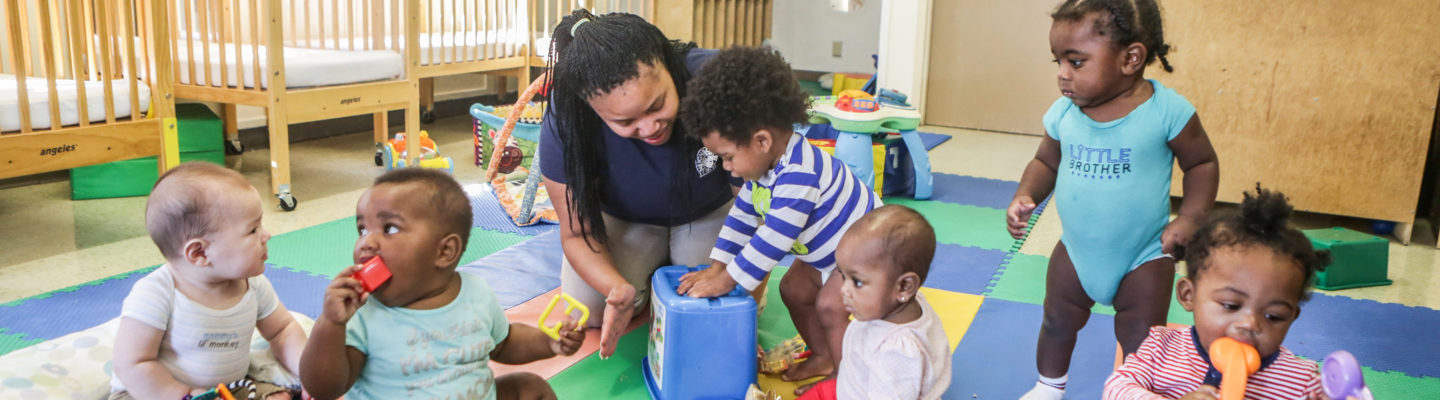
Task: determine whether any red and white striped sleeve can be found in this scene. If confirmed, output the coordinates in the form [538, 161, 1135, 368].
[1103, 327, 1174, 400]
[1248, 351, 1323, 399]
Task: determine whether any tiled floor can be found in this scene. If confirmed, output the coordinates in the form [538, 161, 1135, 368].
[1, 119, 1436, 312]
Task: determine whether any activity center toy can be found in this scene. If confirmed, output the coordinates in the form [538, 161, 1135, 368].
[807, 89, 933, 199]
[644, 265, 758, 400]
[470, 74, 558, 227]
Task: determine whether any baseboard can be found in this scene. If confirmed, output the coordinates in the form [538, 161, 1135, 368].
[793, 69, 828, 81]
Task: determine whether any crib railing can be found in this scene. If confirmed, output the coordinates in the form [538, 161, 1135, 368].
[527, 0, 652, 64]
[2, 0, 171, 134]
[418, 0, 527, 69]
[167, 0, 416, 92]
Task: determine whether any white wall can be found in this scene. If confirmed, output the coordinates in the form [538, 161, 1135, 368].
[877, 0, 931, 113]
[769, 0, 882, 73]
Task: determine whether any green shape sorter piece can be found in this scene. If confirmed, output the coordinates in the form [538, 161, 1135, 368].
[1304, 227, 1392, 290]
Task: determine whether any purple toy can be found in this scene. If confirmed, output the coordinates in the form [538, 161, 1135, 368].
[1322, 350, 1374, 400]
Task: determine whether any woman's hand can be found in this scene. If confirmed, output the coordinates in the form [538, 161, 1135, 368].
[599, 283, 636, 359]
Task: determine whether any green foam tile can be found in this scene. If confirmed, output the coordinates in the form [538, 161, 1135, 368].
[457, 229, 529, 266]
[268, 215, 526, 277]
[266, 217, 360, 276]
[1363, 366, 1440, 399]
[549, 266, 801, 398]
[0, 329, 42, 357]
[982, 253, 1195, 326]
[757, 266, 799, 350]
[548, 323, 654, 399]
[886, 198, 1014, 250]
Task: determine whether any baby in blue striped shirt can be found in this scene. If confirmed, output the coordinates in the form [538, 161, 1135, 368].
[675, 46, 880, 395]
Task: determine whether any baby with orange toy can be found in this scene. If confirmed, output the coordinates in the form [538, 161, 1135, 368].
[300, 169, 584, 400]
[1104, 185, 1329, 400]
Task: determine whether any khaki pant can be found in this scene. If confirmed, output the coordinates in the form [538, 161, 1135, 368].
[561, 201, 733, 328]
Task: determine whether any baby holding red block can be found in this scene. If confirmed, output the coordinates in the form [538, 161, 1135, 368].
[300, 169, 585, 400]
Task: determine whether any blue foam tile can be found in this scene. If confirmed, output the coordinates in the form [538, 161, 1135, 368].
[944, 298, 1117, 399]
[1283, 293, 1440, 378]
[463, 184, 558, 237]
[919, 131, 951, 150]
[924, 243, 1007, 295]
[0, 267, 154, 341]
[458, 231, 564, 309]
[927, 173, 1021, 211]
[262, 264, 335, 319]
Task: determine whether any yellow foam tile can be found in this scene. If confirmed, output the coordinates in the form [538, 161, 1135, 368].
[752, 290, 983, 399]
[918, 288, 985, 352]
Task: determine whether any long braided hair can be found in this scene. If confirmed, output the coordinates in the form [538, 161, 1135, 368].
[547, 9, 699, 249]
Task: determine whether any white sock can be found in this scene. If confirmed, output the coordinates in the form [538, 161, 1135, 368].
[1019, 374, 1067, 400]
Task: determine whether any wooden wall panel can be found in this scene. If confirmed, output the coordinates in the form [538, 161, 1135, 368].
[1160, 1, 1440, 223]
[925, 1, 1440, 223]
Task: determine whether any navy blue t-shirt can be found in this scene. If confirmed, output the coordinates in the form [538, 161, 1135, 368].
[540, 48, 737, 227]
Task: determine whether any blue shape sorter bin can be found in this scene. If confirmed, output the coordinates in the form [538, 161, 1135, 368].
[644, 265, 758, 400]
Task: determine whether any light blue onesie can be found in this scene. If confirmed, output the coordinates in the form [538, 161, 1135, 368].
[344, 273, 510, 400]
[1044, 79, 1195, 306]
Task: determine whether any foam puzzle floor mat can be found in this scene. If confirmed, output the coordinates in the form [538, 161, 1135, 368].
[5, 156, 1440, 398]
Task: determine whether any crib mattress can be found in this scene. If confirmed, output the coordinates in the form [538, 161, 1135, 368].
[0, 74, 152, 132]
[172, 41, 404, 89]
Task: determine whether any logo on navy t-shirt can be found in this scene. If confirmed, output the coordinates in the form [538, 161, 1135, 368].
[1068, 144, 1133, 180]
[696, 148, 718, 177]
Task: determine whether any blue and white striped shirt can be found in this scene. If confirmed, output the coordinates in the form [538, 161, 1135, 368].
[712, 132, 881, 290]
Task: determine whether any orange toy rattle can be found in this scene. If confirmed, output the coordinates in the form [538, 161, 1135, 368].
[1209, 337, 1261, 400]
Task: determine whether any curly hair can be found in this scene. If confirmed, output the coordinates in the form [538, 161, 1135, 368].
[680, 46, 811, 145]
[1183, 184, 1330, 301]
[373, 168, 473, 256]
[1052, 0, 1175, 72]
[547, 9, 699, 250]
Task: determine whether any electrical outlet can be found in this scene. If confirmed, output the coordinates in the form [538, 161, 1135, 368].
[832, 41, 843, 57]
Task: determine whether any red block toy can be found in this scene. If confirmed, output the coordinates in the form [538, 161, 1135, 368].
[355, 257, 392, 293]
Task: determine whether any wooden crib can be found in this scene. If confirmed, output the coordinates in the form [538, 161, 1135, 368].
[525, 0, 770, 67]
[414, 0, 770, 123]
[1, 0, 177, 180]
[414, 0, 530, 121]
[164, 0, 421, 211]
